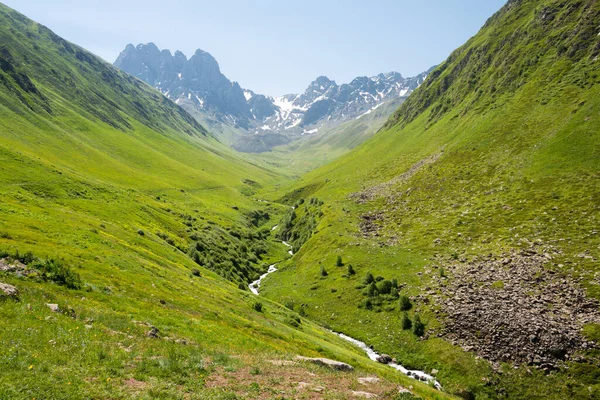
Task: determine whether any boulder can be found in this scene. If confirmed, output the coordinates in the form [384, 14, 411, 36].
[352, 391, 378, 398]
[376, 354, 392, 364]
[358, 377, 380, 384]
[0, 282, 18, 299]
[46, 303, 60, 313]
[295, 355, 354, 371]
[146, 326, 160, 338]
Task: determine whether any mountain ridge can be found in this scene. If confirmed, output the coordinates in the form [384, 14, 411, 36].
[114, 42, 433, 144]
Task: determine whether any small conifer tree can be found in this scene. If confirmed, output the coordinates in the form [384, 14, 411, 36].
[399, 295, 412, 311]
[413, 314, 425, 336]
[320, 265, 328, 277]
[401, 312, 412, 330]
[347, 264, 356, 275]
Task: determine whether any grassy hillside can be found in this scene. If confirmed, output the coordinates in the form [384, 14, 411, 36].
[263, 1, 600, 399]
[0, 4, 451, 399]
[253, 99, 406, 176]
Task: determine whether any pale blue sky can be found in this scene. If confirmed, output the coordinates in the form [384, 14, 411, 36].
[3, 0, 506, 96]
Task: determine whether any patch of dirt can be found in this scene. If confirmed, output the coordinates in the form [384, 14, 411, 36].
[204, 358, 409, 399]
[123, 378, 148, 391]
[432, 248, 600, 370]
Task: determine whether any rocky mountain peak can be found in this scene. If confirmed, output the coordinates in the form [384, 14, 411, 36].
[114, 43, 433, 144]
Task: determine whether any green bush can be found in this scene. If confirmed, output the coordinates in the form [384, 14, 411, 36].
[252, 302, 263, 312]
[399, 295, 412, 311]
[33, 258, 82, 290]
[284, 299, 295, 310]
[364, 272, 374, 284]
[366, 282, 378, 297]
[376, 280, 393, 295]
[347, 264, 356, 275]
[336, 255, 343, 266]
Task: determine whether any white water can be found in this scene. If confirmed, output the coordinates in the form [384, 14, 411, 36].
[334, 332, 442, 390]
[249, 241, 294, 294]
[282, 241, 294, 256]
[271, 225, 279, 231]
[249, 264, 278, 295]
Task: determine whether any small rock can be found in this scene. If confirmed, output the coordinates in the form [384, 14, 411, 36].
[46, 303, 60, 313]
[0, 282, 18, 299]
[431, 369, 439, 376]
[146, 326, 160, 338]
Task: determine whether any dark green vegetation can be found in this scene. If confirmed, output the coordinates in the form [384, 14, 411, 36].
[0, 4, 447, 399]
[276, 197, 324, 253]
[263, 1, 600, 399]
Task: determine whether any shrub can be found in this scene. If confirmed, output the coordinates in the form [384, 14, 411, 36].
[365, 299, 373, 310]
[191, 268, 201, 277]
[439, 267, 446, 277]
[366, 282, 378, 297]
[320, 265, 328, 277]
[347, 264, 356, 275]
[413, 314, 425, 336]
[377, 280, 393, 295]
[34, 258, 82, 290]
[336, 255, 343, 266]
[401, 312, 412, 330]
[137, 229, 145, 236]
[252, 302, 263, 312]
[364, 272, 374, 284]
[284, 299, 295, 310]
[399, 295, 412, 311]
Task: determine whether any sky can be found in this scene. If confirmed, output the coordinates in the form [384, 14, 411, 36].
[3, 0, 507, 96]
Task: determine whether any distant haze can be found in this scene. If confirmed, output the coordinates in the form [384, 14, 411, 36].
[3, 0, 506, 96]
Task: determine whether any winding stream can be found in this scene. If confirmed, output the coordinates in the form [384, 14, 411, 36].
[249, 264, 277, 295]
[282, 240, 294, 256]
[249, 232, 441, 390]
[334, 332, 442, 390]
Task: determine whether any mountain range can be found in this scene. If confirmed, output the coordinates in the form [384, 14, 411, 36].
[114, 43, 432, 147]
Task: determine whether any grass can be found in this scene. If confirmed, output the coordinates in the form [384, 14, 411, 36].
[261, 1, 600, 398]
[0, 3, 452, 399]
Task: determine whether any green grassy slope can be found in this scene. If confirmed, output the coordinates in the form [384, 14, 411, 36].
[263, 1, 600, 398]
[252, 99, 406, 176]
[0, 4, 450, 399]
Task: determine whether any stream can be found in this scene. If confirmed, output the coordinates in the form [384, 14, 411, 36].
[248, 264, 277, 295]
[333, 332, 442, 390]
[249, 232, 441, 390]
